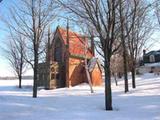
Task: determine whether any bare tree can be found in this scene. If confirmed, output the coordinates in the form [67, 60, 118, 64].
[3, 0, 58, 97]
[3, 33, 27, 88]
[126, 0, 152, 88]
[57, 0, 122, 110]
[119, 0, 130, 93]
[119, 0, 136, 92]
[155, 0, 160, 26]
[110, 48, 124, 86]
[118, 0, 147, 92]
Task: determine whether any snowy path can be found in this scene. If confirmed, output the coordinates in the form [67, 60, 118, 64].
[0, 73, 160, 120]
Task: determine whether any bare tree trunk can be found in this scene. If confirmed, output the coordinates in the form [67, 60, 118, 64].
[104, 56, 112, 110]
[19, 47, 24, 88]
[18, 63, 23, 88]
[33, 48, 38, 98]
[32, 4, 38, 96]
[123, 50, 129, 92]
[18, 75, 22, 88]
[131, 61, 136, 88]
[85, 62, 94, 93]
[114, 74, 118, 86]
[119, 0, 129, 93]
[84, 36, 94, 93]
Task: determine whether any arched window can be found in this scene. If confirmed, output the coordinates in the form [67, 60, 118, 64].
[54, 39, 62, 63]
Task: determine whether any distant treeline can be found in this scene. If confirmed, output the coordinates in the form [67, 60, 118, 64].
[0, 76, 33, 80]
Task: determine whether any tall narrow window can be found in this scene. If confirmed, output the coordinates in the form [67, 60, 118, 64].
[54, 39, 62, 63]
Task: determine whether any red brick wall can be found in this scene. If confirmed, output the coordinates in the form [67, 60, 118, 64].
[91, 63, 103, 86]
[67, 58, 102, 86]
[67, 58, 87, 86]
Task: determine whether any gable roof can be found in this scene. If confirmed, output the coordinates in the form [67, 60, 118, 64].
[55, 27, 93, 58]
[145, 50, 160, 56]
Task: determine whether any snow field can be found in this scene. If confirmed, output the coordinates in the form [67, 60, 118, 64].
[0, 73, 160, 120]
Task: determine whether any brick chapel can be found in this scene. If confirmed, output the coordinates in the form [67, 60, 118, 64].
[37, 27, 103, 89]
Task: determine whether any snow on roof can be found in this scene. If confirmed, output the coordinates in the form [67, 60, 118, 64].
[144, 62, 160, 67]
[145, 50, 160, 56]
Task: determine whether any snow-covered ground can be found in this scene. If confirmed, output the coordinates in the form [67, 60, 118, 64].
[0, 73, 160, 120]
